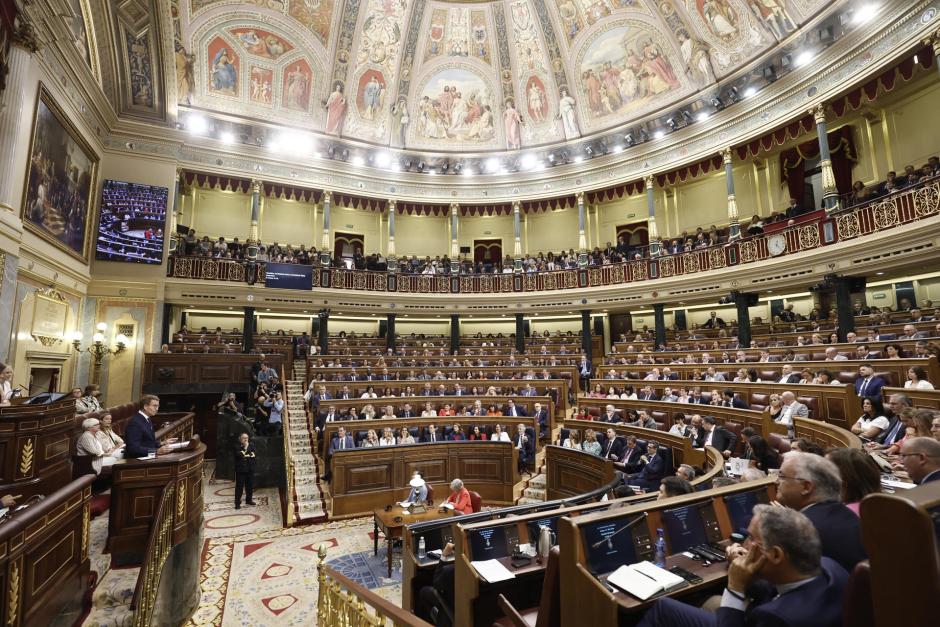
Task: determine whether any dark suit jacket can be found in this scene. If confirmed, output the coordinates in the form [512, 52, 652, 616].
[533, 409, 549, 431]
[124, 411, 160, 458]
[601, 437, 624, 460]
[729, 397, 749, 410]
[780, 373, 802, 384]
[504, 405, 527, 417]
[715, 558, 848, 627]
[618, 446, 645, 473]
[704, 427, 736, 453]
[234, 443, 257, 473]
[515, 434, 534, 461]
[328, 435, 354, 455]
[878, 416, 906, 445]
[854, 376, 886, 399]
[422, 432, 443, 443]
[802, 501, 867, 573]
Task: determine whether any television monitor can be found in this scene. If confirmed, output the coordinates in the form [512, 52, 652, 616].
[723, 489, 769, 535]
[95, 179, 168, 264]
[416, 527, 444, 554]
[468, 526, 509, 561]
[526, 516, 560, 544]
[661, 503, 709, 553]
[264, 262, 313, 290]
[580, 516, 643, 576]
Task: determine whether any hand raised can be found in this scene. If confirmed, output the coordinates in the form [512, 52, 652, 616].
[727, 544, 766, 594]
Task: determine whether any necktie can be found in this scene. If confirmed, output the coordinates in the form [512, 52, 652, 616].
[860, 378, 869, 396]
[340, 438, 345, 450]
[431, 434, 436, 442]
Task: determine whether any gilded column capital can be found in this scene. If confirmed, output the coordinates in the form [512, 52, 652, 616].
[722, 147, 733, 165]
[644, 175, 654, 190]
[251, 179, 262, 194]
[810, 104, 827, 125]
[512, 200, 521, 213]
[12, 20, 41, 54]
[322, 190, 332, 204]
[922, 28, 940, 53]
[575, 191, 584, 204]
[450, 202, 459, 215]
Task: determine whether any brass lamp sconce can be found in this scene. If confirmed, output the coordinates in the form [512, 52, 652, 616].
[68, 323, 127, 384]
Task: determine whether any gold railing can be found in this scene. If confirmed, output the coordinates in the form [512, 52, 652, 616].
[317, 546, 433, 627]
[131, 482, 176, 627]
[281, 365, 296, 527]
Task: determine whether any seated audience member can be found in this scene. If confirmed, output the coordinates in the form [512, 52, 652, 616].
[698, 416, 736, 458]
[905, 365, 934, 389]
[813, 369, 840, 385]
[883, 408, 933, 454]
[790, 438, 826, 456]
[360, 429, 379, 448]
[854, 363, 886, 398]
[328, 427, 355, 454]
[96, 413, 124, 456]
[76, 418, 116, 474]
[491, 424, 511, 442]
[628, 410, 658, 430]
[657, 476, 693, 499]
[582, 429, 601, 456]
[776, 391, 809, 428]
[675, 464, 696, 482]
[774, 452, 867, 572]
[899, 437, 940, 484]
[443, 478, 473, 515]
[640, 506, 847, 627]
[468, 425, 487, 441]
[515, 424, 534, 474]
[624, 441, 665, 492]
[825, 448, 881, 514]
[615, 435, 646, 473]
[561, 429, 581, 449]
[398, 426, 416, 445]
[0, 362, 14, 406]
[378, 427, 396, 446]
[931, 414, 940, 442]
[668, 413, 690, 437]
[448, 424, 465, 440]
[746, 435, 782, 472]
[416, 542, 456, 626]
[76, 385, 103, 414]
[423, 424, 441, 443]
[850, 397, 889, 440]
[403, 473, 428, 505]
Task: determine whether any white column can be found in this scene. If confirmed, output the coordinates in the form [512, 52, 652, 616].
[577, 192, 587, 251]
[723, 148, 740, 240]
[513, 201, 522, 256]
[321, 190, 332, 251]
[450, 203, 459, 258]
[646, 175, 660, 255]
[387, 199, 396, 256]
[0, 22, 40, 212]
[246, 179, 261, 259]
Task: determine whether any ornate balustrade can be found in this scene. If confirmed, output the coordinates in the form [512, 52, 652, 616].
[166, 182, 940, 294]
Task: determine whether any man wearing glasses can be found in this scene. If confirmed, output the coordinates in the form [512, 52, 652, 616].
[899, 437, 940, 484]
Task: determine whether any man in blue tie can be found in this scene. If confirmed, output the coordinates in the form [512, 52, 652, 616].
[124, 395, 173, 458]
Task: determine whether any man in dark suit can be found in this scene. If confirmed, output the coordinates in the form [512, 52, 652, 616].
[700, 416, 736, 458]
[532, 402, 549, 439]
[701, 311, 726, 329]
[639, 506, 848, 627]
[875, 393, 913, 446]
[233, 432, 256, 509]
[401, 403, 415, 418]
[624, 442, 665, 492]
[614, 435, 645, 473]
[578, 354, 592, 392]
[503, 399, 527, 418]
[854, 363, 886, 399]
[317, 405, 338, 431]
[785, 197, 807, 219]
[124, 395, 173, 457]
[900, 437, 940, 484]
[722, 389, 749, 409]
[515, 424, 534, 474]
[638, 385, 659, 401]
[775, 452, 867, 572]
[601, 428, 624, 461]
[777, 364, 802, 384]
[328, 426, 355, 455]
[423, 424, 441, 443]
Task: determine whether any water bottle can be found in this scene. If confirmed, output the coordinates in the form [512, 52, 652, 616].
[654, 529, 666, 568]
[418, 536, 426, 560]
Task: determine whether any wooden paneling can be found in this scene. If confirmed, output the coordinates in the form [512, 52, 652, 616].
[141, 354, 287, 387]
[331, 442, 517, 517]
[545, 445, 615, 501]
[0, 398, 75, 499]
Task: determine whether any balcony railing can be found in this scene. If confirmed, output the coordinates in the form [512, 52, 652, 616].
[167, 181, 940, 294]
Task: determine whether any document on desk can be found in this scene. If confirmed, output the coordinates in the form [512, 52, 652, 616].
[607, 561, 687, 600]
[165, 441, 190, 450]
[471, 559, 516, 583]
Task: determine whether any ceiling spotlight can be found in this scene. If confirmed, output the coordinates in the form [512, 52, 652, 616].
[710, 96, 725, 110]
[584, 146, 594, 157]
[612, 144, 624, 154]
[219, 131, 235, 144]
[853, 4, 878, 24]
[427, 168, 437, 175]
[327, 145, 335, 158]
[439, 161, 449, 173]
[485, 157, 500, 172]
[340, 148, 350, 161]
[817, 26, 833, 42]
[186, 114, 208, 135]
[351, 155, 364, 167]
[462, 166, 474, 176]
[796, 50, 814, 66]
[573, 155, 584, 163]
[697, 110, 710, 122]
[373, 151, 391, 168]
[520, 153, 537, 170]
[547, 153, 556, 163]
[743, 86, 757, 98]
[417, 161, 425, 172]
[666, 117, 678, 130]
[762, 66, 778, 82]
[453, 162, 462, 174]
[653, 129, 665, 139]
[624, 133, 635, 146]
[403, 159, 412, 170]
[390, 162, 401, 172]
[533, 161, 546, 171]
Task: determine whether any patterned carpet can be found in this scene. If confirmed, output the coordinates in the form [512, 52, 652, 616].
[185, 476, 401, 626]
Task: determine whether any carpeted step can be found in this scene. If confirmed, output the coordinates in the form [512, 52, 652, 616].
[89, 567, 139, 610]
[527, 474, 546, 489]
[523, 487, 546, 500]
[516, 497, 545, 505]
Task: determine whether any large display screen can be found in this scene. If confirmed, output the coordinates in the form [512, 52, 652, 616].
[661, 504, 708, 553]
[723, 489, 769, 535]
[581, 517, 640, 576]
[95, 180, 168, 264]
[264, 262, 313, 290]
[468, 526, 508, 561]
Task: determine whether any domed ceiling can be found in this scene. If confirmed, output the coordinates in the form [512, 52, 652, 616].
[171, 0, 833, 153]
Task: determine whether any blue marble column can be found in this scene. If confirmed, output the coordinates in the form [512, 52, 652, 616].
[813, 105, 840, 213]
[724, 148, 741, 240]
[246, 180, 261, 259]
[646, 175, 660, 255]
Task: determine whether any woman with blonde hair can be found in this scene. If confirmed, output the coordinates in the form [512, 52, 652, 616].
[582, 429, 601, 456]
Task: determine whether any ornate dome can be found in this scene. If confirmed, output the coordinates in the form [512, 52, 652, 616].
[173, 0, 839, 154]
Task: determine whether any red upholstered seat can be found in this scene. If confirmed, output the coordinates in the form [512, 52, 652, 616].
[767, 432, 791, 455]
[469, 490, 482, 513]
[843, 561, 874, 627]
[425, 484, 434, 506]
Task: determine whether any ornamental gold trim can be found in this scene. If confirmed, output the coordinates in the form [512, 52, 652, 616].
[81, 503, 90, 560]
[176, 480, 186, 520]
[7, 560, 20, 625]
[19, 440, 34, 477]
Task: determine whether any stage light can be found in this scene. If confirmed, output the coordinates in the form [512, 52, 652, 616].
[853, 5, 878, 24]
[439, 161, 449, 173]
[573, 155, 584, 163]
[453, 162, 463, 174]
[612, 144, 624, 154]
[417, 161, 426, 172]
[373, 151, 391, 168]
[796, 50, 814, 67]
[351, 155, 365, 167]
[584, 145, 594, 157]
[520, 153, 537, 170]
[219, 131, 235, 144]
[697, 111, 710, 122]
[653, 129, 664, 140]
[624, 133, 635, 146]
[710, 97, 724, 110]
[187, 114, 208, 135]
[638, 129, 649, 142]
[743, 86, 756, 98]
[485, 158, 500, 173]
[681, 111, 693, 124]
[666, 117, 678, 130]
[728, 86, 740, 103]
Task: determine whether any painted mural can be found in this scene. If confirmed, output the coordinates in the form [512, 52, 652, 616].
[207, 36, 239, 96]
[287, 0, 336, 46]
[509, 1, 548, 75]
[413, 68, 496, 144]
[424, 6, 492, 65]
[681, 0, 774, 73]
[126, 31, 155, 107]
[64, 0, 93, 70]
[283, 60, 313, 111]
[743, 0, 796, 40]
[356, 70, 387, 120]
[578, 25, 682, 121]
[249, 66, 274, 104]
[229, 27, 294, 59]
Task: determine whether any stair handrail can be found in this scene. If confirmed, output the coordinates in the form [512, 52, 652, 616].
[281, 365, 296, 526]
[130, 482, 176, 626]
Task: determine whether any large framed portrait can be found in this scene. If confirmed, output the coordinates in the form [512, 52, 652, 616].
[20, 83, 98, 262]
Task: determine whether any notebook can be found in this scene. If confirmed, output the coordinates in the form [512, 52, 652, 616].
[607, 561, 687, 600]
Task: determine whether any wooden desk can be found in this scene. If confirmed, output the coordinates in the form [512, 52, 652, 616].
[544, 445, 615, 501]
[373, 506, 455, 577]
[0, 397, 75, 500]
[107, 443, 205, 564]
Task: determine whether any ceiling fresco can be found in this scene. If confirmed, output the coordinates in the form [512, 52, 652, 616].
[165, 0, 832, 152]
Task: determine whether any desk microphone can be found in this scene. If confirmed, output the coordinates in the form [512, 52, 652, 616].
[590, 514, 647, 551]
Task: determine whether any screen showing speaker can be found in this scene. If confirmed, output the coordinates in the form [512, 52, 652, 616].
[264, 262, 313, 290]
[95, 180, 168, 264]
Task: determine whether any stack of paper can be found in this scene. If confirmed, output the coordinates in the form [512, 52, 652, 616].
[607, 561, 687, 600]
[471, 559, 516, 583]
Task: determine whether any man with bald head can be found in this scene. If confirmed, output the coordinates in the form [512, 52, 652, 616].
[776, 391, 809, 427]
[900, 437, 940, 484]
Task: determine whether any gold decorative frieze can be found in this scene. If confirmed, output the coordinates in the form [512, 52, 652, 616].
[739, 240, 758, 264]
[873, 200, 900, 230]
[799, 225, 821, 250]
[708, 248, 726, 269]
[7, 559, 20, 625]
[19, 439, 34, 477]
[659, 257, 675, 278]
[836, 213, 860, 240]
[913, 183, 940, 217]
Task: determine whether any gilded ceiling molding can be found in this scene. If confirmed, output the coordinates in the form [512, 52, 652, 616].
[104, 1, 940, 204]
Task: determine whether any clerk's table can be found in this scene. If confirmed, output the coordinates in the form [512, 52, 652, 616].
[374, 506, 455, 577]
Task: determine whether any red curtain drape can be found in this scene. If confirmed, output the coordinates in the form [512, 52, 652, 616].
[779, 125, 856, 197]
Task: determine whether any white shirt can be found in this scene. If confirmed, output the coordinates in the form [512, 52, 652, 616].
[854, 415, 890, 432]
[905, 380, 935, 389]
[492, 432, 511, 442]
[704, 429, 715, 446]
